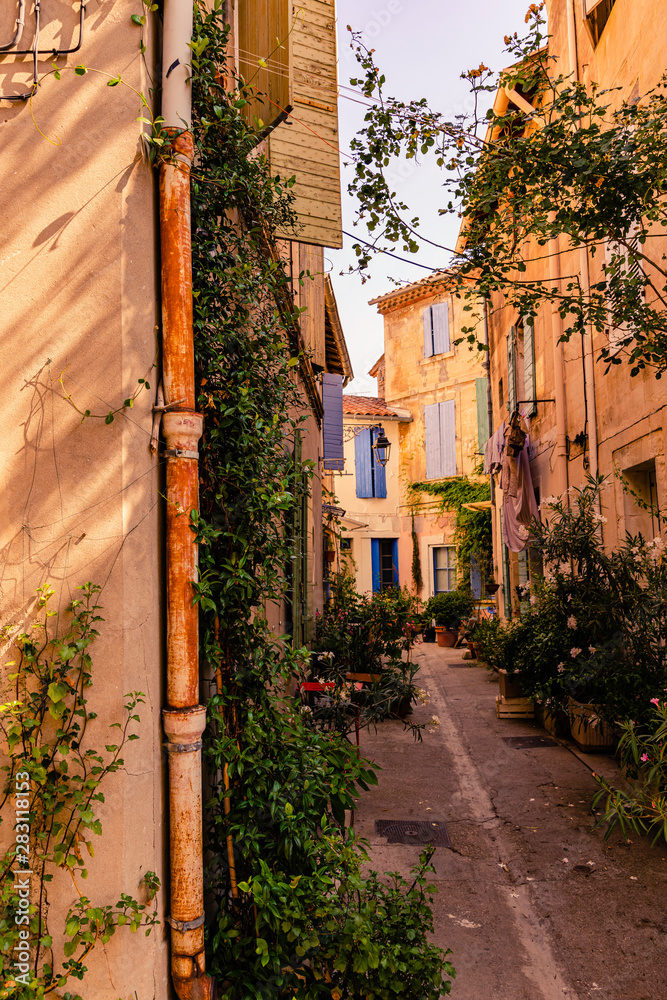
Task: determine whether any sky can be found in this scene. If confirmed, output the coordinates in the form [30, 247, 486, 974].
[329, 0, 537, 395]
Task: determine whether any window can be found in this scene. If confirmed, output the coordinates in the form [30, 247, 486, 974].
[433, 546, 457, 593]
[498, 377, 504, 411]
[424, 400, 456, 479]
[605, 225, 645, 351]
[622, 459, 661, 540]
[371, 538, 398, 592]
[506, 318, 536, 417]
[354, 427, 387, 498]
[423, 302, 450, 358]
[583, 0, 616, 47]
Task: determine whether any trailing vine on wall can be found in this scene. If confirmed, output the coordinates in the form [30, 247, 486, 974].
[411, 476, 492, 588]
[0, 584, 159, 998]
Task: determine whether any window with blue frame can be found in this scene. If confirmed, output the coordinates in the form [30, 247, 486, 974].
[433, 546, 457, 593]
[354, 427, 387, 498]
[371, 538, 398, 592]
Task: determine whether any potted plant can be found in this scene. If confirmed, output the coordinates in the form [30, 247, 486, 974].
[426, 591, 475, 648]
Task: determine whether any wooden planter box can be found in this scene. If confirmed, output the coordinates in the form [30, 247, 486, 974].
[498, 668, 524, 701]
[567, 697, 614, 753]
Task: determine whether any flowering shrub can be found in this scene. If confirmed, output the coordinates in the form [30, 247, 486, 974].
[593, 698, 667, 844]
[480, 477, 667, 724]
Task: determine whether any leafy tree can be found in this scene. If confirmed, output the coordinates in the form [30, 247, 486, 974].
[347, 5, 667, 376]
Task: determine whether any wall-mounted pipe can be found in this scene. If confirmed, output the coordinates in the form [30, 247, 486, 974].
[567, 0, 599, 479]
[160, 2, 213, 998]
[549, 229, 569, 498]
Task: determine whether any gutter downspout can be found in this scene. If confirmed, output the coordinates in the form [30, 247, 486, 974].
[160, 3, 214, 999]
[549, 227, 569, 498]
[567, 0, 599, 479]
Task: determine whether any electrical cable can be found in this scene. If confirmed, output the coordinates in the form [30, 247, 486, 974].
[1, 0, 86, 102]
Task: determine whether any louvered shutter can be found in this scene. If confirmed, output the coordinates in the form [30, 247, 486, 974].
[523, 319, 537, 417]
[476, 377, 490, 452]
[371, 539, 381, 592]
[507, 325, 517, 414]
[439, 400, 456, 477]
[391, 539, 399, 587]
[432, 302, 450, 354]
[424, 403, 441, 480]
[423, 307, 434, 358]
[322, 374, 344, 470]
[371, 427, 387, 498]
[355, 429, 373, 498]
[292, 431, 303, 646]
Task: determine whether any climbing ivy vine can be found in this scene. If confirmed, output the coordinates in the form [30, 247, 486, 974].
[411, 477, 492, 589]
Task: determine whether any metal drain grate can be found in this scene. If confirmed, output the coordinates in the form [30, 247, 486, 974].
[375, 819, 451, 847]
[502, 735, 559, 749]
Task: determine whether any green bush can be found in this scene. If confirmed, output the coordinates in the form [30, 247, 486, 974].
[425, 590, 475, 630]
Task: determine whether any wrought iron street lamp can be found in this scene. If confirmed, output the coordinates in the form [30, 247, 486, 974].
[371, 426, 391, 468]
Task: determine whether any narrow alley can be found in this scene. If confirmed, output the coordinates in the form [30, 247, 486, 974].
[356, 646, 667, 1000]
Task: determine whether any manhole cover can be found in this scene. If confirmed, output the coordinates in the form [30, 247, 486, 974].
[502, 736, 559, 749]
[375, 819, 451, 847]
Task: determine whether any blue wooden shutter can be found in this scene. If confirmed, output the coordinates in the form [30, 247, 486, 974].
[371, 538, 381, 592]
[507, 325, 517, 414]
[523, 318, 537, 417]
[432, 302, 450, 354]
[476, 377, 490, 452]
[439, 400, 456, 476]
[391, 539, 399, 587]
[355, 428, 373, 497]
[424, 403, 441, 479]
[322, 374, 344, 470]
[423, 307, 434, 358]
[470, 553, 482, 599]
[371, 427, 387, 498]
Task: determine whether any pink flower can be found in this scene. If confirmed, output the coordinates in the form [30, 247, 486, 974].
[557, 663, 565, 673]
[570, 647, 582, 658]
[640, 753, 649, 762]
[650, 698, 661, 706]
[588, 645, 597, 655]
[567, 616, 577, 629]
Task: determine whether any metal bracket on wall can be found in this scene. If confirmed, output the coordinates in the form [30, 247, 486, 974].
[0, 0, 86, 102]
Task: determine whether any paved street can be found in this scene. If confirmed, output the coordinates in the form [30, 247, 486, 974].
[355, 645, 667, 1000]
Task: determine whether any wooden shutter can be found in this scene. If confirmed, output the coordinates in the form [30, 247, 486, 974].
[391, 539, 399, 587]
[423, 307, 434, 358]
[371, 427, 387, 498]
[292, 431, 303, 646]
[432, 302, 450, 354]
[476, 377, 490, 452]
[301, 467, 312, 641]
[371, 538, 381, 592]
[470, 553, 482, 599]
[523, 319, 537, 417]
[269, 0, 342, 248]
[517, 549, 529, 612]
[439, 400, 456, 477]
[424, 403, 441, 480]
[584, 0, 606, 14]
[355, 428, 373, 498]
[507, 325, 517, 414]
[238, 0, 291, 131]
[322, 373, 344, 470]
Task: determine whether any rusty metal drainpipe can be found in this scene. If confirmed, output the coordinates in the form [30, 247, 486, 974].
[159, 1, 213, 998]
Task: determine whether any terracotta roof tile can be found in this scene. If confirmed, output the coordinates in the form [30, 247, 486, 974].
[342, 395, 401, 417]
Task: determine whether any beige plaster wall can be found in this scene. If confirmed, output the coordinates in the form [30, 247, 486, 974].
[0, 5, 168, 997]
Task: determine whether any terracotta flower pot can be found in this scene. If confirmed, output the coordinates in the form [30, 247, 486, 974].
[435, 626, 457, 648]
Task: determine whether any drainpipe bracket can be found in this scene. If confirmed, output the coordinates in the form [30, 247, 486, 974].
[167, 914, 206, 932]
[163, 739, 203, 753]
[163, 448, 200, 460]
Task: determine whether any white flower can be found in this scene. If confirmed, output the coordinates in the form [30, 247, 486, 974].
[567, 615, 576, 629]
[428, 715, 440, 733]
[416, 687, 430, 705]
[570, 647, 582, 658]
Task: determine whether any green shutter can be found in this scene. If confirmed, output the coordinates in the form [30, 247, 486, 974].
[523, 318, 537, 417]
[476, 377, 490, 452]
[507, 325, 517, 415]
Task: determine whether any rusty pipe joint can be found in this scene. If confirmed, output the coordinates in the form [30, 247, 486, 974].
[162, 409, 203, 460]
[163, 706, 213, 1000]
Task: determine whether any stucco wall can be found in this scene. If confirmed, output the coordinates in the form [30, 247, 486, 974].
[0, 5, 168, 997]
